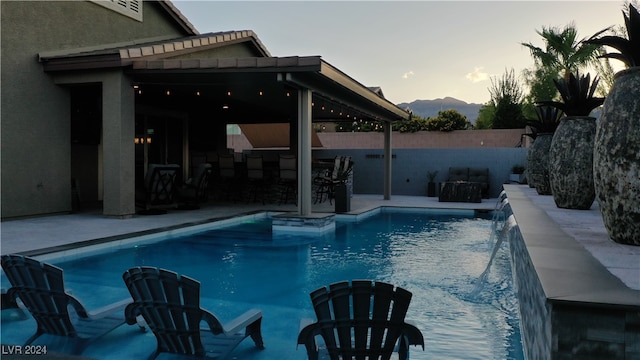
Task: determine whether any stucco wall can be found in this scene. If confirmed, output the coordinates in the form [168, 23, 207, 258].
[313, 148, 527, 198]
[1, 1, 190, 218]
[230, 130, 529, 198]
[316, 129, 529, 149]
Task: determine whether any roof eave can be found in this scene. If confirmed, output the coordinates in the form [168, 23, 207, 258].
[317, 61, 409, 121]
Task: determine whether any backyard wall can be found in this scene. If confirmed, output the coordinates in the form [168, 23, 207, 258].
[313, 148, 527, 198]
[231, 129, 529, 198]
[317, 129, 529, 149]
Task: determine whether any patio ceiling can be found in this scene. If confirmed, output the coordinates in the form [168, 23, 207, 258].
[126, 56, 410, 125]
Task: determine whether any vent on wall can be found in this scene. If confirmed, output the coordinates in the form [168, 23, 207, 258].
[90, 0, 142, 22]
[365, 154, 397, 159]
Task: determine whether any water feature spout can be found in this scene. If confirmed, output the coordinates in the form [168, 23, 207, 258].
[471, 214, 517, 297]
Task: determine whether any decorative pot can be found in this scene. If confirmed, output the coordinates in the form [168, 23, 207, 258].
[593, 67, 640, 246]
[427, 182, 436, 197]
[526, 133, 553, 195]
[548, 116, 596, 209]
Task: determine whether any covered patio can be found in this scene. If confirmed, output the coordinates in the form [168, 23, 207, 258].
[41, 32, 410, 218]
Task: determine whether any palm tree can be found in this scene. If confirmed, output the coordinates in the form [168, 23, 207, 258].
[521, 23, 603, 102]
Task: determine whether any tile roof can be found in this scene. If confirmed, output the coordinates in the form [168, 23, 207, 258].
[39, 30, 271, 70]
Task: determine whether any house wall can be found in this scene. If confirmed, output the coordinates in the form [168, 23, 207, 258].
[1, 1, 191, 218]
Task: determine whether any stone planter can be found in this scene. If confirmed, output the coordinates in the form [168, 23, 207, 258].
[593, 67, 640, 246]
[526, 133, 553, 195]
[548, 116, 596, 210]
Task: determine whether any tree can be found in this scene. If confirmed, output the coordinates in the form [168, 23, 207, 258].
[521, 23, 603, 102]
[488, 69, 527, 129]
[392, 115, 429, 132]
[475, 102, 495, 129]
[424, 109, 470, 131]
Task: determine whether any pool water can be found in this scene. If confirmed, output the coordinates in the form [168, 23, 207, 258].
[1, 209, 524, 359]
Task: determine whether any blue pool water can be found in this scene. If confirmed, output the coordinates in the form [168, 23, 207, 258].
[1, 209, 524, 359]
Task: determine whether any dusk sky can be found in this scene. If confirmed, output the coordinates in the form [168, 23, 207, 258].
[172, 1, 625, 105]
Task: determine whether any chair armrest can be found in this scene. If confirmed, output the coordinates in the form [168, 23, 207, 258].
[403, 320, 425, 349]
[297, 318, 317, 346]
[219, 308, 263, 336]
[297, 318, 320, 360]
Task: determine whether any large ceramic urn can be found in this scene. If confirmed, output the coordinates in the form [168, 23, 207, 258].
[527, 133, 553, 195]
[548, 117, 597, 209]
[593, 67, 640, 246]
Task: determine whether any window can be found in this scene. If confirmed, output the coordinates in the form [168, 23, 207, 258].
[90, 0, 142, 22]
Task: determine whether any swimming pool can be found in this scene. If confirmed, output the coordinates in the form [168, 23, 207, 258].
[1, 208, 523, 359]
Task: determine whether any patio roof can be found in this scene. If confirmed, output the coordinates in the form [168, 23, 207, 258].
[39, 31, 408, 123]
[127, 56, 409, 123]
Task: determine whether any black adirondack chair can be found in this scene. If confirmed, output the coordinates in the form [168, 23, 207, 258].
[298, 280, 424, 360]
[122, 266, 265, 360]
[1, 254, 129, 354]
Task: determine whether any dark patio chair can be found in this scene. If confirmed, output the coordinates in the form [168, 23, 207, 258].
[245, 154, 269, 204]
[214, 154, 242, 201]
[298, 280, 424, 360]
[278, 153, 297, 204]
[122, 266, 265, 360]
[0, 254, 129, 355]
[136, 163, 181, 214]
[178, 163, 212, 209]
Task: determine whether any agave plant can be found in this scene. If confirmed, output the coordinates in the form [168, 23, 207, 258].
[527, 105, 564, 135]
[539, 71, 605, 116]
[586, 4, 640, 68]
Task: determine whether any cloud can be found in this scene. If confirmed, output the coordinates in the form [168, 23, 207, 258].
[466, 67, 489, 83]
[402, 71, 415, 79]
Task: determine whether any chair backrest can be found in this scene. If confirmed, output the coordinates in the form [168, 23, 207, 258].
[145, 164, 180, 205]
[191, 163, 212, 201]
[309, 280, 413, 360]
[279, 154, 296, 181]
[468, 167, 489, 184]
[218, 154, 236, 179]
[1, 254, 78, 338]
[246, 154, 264, 180]
[123, 267, 218, 357]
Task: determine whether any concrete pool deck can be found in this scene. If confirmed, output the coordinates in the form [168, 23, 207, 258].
[0, 193, 496, 256]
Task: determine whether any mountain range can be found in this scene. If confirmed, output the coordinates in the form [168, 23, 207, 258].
[397, 97, 483, 123]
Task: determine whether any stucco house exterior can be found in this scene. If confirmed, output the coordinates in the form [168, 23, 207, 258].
[1, 0, 408, 220]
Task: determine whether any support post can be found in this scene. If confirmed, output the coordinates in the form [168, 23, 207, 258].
[102, 72, 135, 217]
[298, 88, 313, 216]
[384, 121, 392, 200]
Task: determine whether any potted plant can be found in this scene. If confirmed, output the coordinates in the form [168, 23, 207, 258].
[509, 165, 526, 184]
[426, 171, 438, 197]
[540, 71, 604, 209]
[525, 105, 564, 194]
[586, 4, 640, 245]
